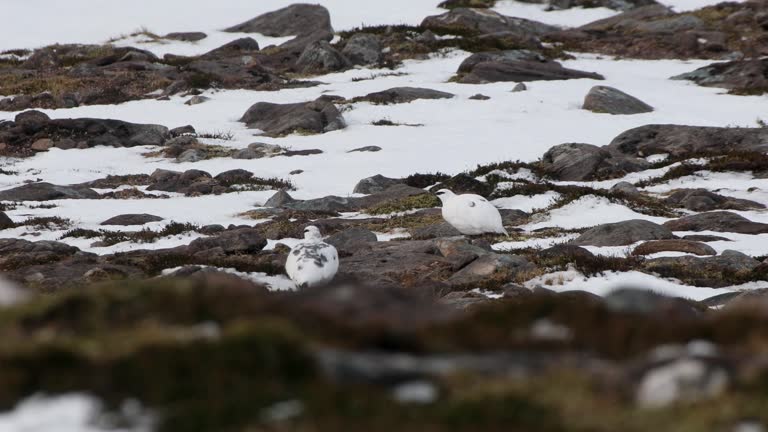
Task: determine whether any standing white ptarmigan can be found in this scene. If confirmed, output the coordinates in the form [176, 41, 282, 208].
[435, 189, 508, 235]
[285, 225, 339, 288]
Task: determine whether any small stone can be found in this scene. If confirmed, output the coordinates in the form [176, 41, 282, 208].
[512, 83, 527, 92]
[290, 170, 304, 175]
[469, 93, 490, 100]
[348, 146, 382, 153]
[185, 95, 210, 106]
[31, 138, 53, 151]
[170, 125, 196, 136]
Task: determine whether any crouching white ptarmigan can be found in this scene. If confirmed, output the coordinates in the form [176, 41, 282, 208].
[285, 225, 339, 288]
[435, 189, 508, 235]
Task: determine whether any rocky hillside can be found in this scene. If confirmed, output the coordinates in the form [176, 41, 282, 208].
[0, 0, 767, 430]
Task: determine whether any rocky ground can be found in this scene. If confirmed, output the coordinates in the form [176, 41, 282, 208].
[0, 0, 768, 431]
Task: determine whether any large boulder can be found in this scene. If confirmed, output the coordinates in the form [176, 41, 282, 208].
[447, 253, 535, 286]
[341, 33, 382, 66]
[671, 58, 768, 95]
[457, 50, 547, 73]
[579, 4, 673, 32]
[353, 175, 403, 194]
[325, 227, 378, 254]
[582, 86, 654, 114]
[539, 143, 648, 181]
[296, 40, 351, 74]
[664, 189, 765, 212]
[571, 219, 674, 246]
[422, 8, 558, 36]
[644, 250, 762, 287]
[224, 4, 333, 37]
[239, 97, 346, 136]
[607, 125, 768, 157]
[0, 183, 100, 201]
[0, 238, 81, 271]
[663, 212, 768, 234]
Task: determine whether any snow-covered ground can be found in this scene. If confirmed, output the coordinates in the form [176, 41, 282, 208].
[0, 0, 766, 295]
[0, 394, 153, 432]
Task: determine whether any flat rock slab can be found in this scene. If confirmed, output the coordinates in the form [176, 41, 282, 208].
[101, 214, 164, 226]
[0, 183, 100, 201]
[664, 212, 768, 235]
[458, 60, 605, 84]
[571, 219, 674, 246]
[352, 87, 455, 104]
[632, 239, 716, 256]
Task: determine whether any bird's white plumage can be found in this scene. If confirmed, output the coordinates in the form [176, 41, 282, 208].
[285, 226, 339, 288]
[436, 189, 508, 235]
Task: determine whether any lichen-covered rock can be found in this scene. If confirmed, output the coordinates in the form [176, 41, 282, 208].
[582, 86, 654, 114]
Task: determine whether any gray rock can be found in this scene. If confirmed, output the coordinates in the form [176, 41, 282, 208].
[0, 182, 100, 201]
[457, 50, 547, 73]
[214, 169, 254, 186]
[184, 95, 210, 106]
[353, 175, 403, 194]
[447, 253, 535, 286]
[634, 14, 704, 33]
[500, 209, 528, 226]
[232, 142, 285, 160]
[664, 189, 765, 212]
[604, 288, 702, 317]
[607, 125, 768, 157]
[582, 85, 653, 115]
[611, 181, 640, 195]
[571, 219, 674, 246]
[459, 60, 604, 84]
[469, 94, 490, 100]
[264, 190, 297, 207]
[644, 250, 761, 287]
[671, 59, 768, 95]
[239, 97, 346, 136]
[681, 234, 731, 242]
[286, 196, 354, 213]
[512, 83, 527, 92]
[422, 8, 559, 36]
[539, 143, 648, 181]
[177, 148, 206, 163]
[348, 146, 382, 153]
[146, 169, 214, 194]
[579, 4, 672, 31]
[326, 227, 378, 254]
[224, 4, 333, 37]
[170, 125, 196, 136]
[539, 244, 595, 260]
[0, 212, 14, 230]
[201, 37, 260, 58]
[100, 214, 164, 226]
[663, 211, 768, 234]
[187, 228, 267, 254]
[411, 222, 463, 240]
[354, 87, 455, 104]
[296, 40, 351, 74]
[632, 239, 716, 256]
[14, 110, 50, 130]
[164, 32, 207, 42]
[341, 33, 381, 66]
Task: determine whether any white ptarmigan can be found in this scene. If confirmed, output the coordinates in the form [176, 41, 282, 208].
[285, 225, 339, 288]
[435, 189, 508, 235]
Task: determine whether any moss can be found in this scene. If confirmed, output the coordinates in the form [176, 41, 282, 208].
[365, 195, 441, 216]
[15, 216, 72, 230]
